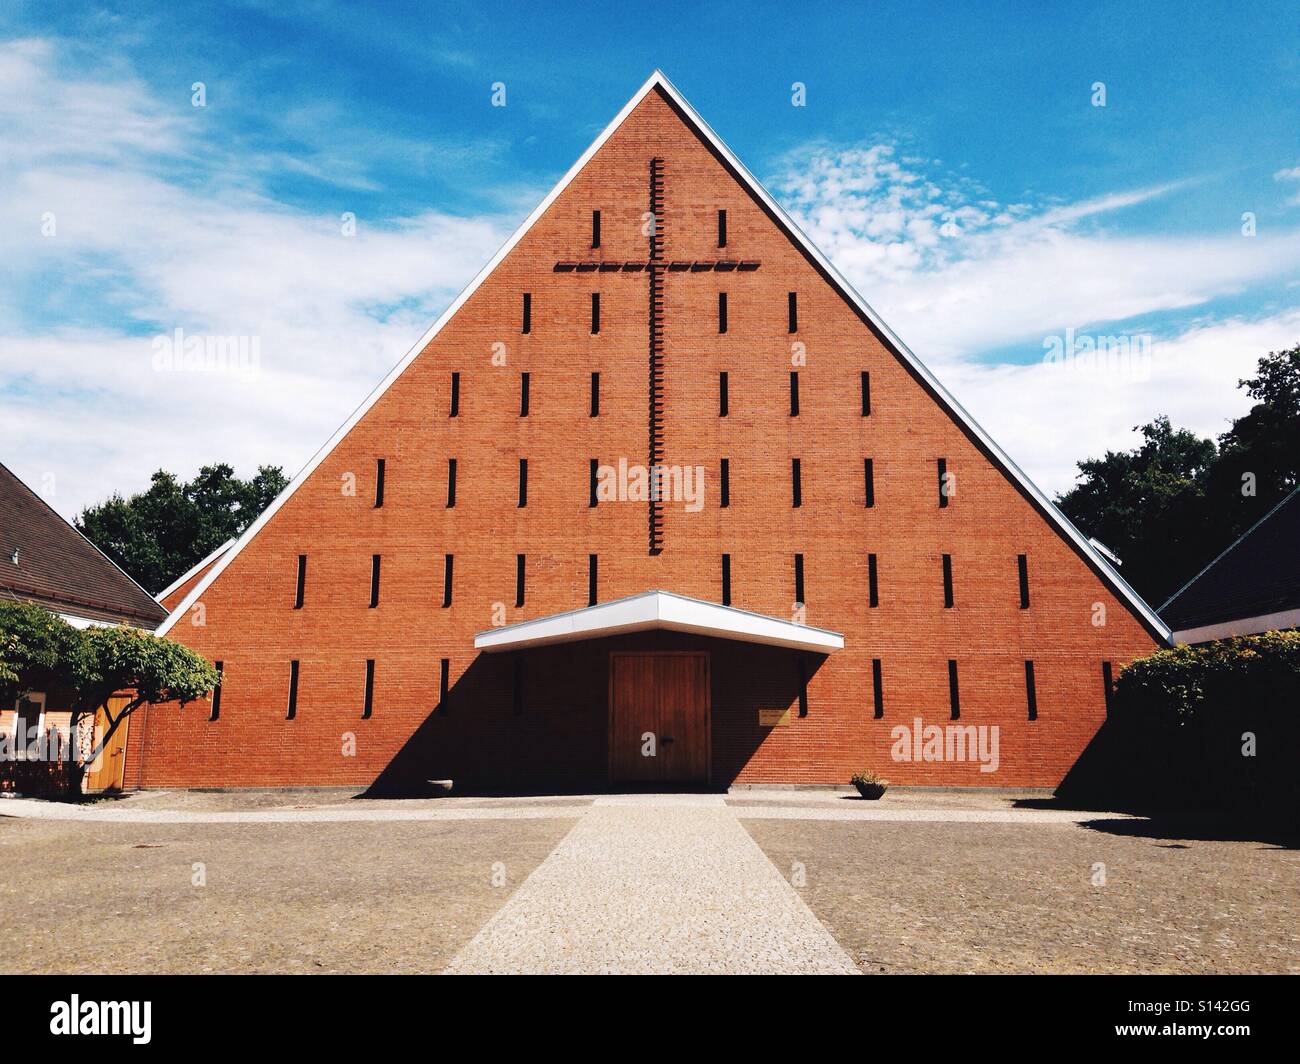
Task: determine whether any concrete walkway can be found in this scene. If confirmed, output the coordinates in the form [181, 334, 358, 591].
[443, 794, 859, 975]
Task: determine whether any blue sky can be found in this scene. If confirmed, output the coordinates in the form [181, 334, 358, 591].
[3, 0, 1299, 517]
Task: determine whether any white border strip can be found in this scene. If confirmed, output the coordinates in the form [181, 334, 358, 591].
[157, 70, 1171, 644]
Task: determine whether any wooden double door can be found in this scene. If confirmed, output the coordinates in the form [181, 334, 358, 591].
[609, 652, 710, 785]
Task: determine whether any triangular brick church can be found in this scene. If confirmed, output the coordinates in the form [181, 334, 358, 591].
[139, 73, 1168, 792]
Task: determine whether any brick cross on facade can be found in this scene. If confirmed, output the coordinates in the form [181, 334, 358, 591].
[554, 157, 761, 554]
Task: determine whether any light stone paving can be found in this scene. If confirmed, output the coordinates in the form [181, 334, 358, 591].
[442, 793, 860, 974]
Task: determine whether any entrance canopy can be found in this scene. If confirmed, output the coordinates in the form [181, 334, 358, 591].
[473, 590, 845, 654]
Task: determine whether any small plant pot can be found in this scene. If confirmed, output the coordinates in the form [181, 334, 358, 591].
[852, 780, 887, 800]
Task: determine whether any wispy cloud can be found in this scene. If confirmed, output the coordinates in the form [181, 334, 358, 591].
[768, 139, 1300, 491]
[0, 37, 516, 517]
[769, 140, 1300, 360]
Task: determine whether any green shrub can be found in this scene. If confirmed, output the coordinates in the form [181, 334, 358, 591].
[1107, 629, 1300, 816]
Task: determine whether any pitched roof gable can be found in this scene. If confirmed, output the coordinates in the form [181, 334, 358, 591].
[0, 461, 167, 627]
[156, 70, 1172, 644]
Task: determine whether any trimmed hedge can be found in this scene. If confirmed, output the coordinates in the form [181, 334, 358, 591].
[1107, 630, 1300, 815]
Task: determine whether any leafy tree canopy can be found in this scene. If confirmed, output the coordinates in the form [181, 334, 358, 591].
[0, 601, 218, 765]
[1056, 345, 1300, 606]
[76, 463, 287, 595]
[0, 601, 81, 705]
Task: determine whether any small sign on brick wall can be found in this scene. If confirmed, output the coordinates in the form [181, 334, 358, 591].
[758, 708, 790, 728]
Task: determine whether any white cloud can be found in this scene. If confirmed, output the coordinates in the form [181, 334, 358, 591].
[944, 311, 1300, 496]
[769, 140, 1300, 494]
[772, 142, 1300, 359]
[0, 38, 515, 519]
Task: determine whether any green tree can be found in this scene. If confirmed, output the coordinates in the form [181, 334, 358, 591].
[0, 601, 218, 772]
[1055, 417, 1217, 604]
[76, 463, 288, 594]
[67, 624, 219, 765]
[1204, 344, 1300, 545]
[0, 601, 80, 705]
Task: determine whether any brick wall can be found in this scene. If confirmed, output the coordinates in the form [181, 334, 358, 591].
[137, 87, 1160, 791]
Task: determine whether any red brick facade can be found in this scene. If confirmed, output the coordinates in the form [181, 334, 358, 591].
[137, 80, 1164, 792]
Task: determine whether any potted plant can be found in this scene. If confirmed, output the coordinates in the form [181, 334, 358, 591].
[850, 771, 888, 799]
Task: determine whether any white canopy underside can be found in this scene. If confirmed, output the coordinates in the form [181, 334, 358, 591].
[473, 590, 845, 654]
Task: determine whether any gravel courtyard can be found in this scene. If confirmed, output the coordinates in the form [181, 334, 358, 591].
[0, 789, 1294, 974]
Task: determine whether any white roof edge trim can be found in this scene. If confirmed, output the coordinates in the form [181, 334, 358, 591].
[156, 70, 669, 636]
[154, 538, 236, 604]
[157, 68, 1171, 646]
[474, 590, 845, 653]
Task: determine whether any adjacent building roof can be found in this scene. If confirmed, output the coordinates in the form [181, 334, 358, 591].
[0, 461, 167, 628]
[1160, 486, 1300, 643]
[474, 591, 845, 654]
[155, 70, 1172, 645]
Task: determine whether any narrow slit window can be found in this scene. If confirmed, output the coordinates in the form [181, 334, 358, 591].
[942, 553, 953, 608]
[369, 554, 381, 608]
[438, 658, 449, 714]
[864, 458, 875, 508]
[1102, 661, 1114, 716]
[591, 209, 601, 249]
[521, 292, 531, 334]
[520, 372, 530, 417]
[868, 553, 879, 608]
[718, 371, 729, 417]
[872, 658, 883, 719]
[209, 662, 223, 721]
[861, 370, 871, 416]
[717, 208, 727, 248]
[720, 458, 730, 508]
[286, 660, 299, 720]
[591, 292, 600, 335]
[948, 660, 960, 720]
[515, 554, 526, 608]
[937, 457, 949, 508]
[590, 372, 600, 417]
[449, 371, 460, 417]
[787, 291, 798, 333]
[1025, 660, 1038, 721]
[518, 458, 528, 508]
[446, 458, 457, 508]
[718, 292, 728, 333]
[797, 656, 808, 718]
[374, 458, 386, 508]
[512, 657, 525, 716]
[362, 659, 375, 720]
[589, 458, 599, 508]
[588, 554, 598, 606]
[441, 554, 453, 608]
[1017, 554, 1030, 609]
[791, 458, 802, 508]
[789, 371, 799, 416]
[794, 553, 805, 605]
[294, 554, 306, 609]
[721, 553, 731, 606]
